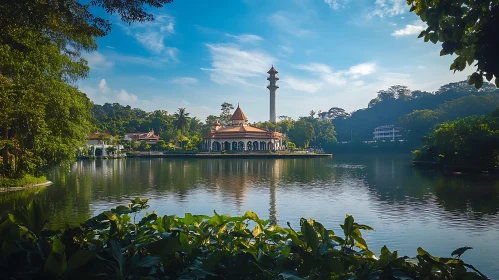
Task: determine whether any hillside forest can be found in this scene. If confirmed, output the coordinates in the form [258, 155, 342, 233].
[91, 80, 499, 151]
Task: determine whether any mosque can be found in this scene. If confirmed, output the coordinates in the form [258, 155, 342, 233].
[202, 66, 285, 152]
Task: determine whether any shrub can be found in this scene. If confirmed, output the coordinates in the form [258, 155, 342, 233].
[0, 199, 488, 279]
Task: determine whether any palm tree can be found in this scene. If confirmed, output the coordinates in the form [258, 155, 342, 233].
[173, 108, 191, 135]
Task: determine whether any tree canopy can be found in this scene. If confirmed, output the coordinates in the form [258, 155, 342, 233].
[0, 0, 174, 179]
[408, 0, 499, 89]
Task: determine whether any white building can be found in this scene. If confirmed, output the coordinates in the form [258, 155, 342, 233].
[86, 133, 124, 157]
[373, 125, 403, 141]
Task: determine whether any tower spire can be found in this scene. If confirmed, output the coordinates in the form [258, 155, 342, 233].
[267, 65, 279, 123]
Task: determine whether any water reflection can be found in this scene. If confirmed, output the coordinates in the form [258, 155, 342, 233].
[1, 156, 499, 277]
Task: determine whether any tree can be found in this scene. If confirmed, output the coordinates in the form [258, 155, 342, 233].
[105, 146, 116, 156]
[286, 142, 296, 150]
[153, 140, 168, 151]
[0, 0, 174, 178]
[278, 115, 292, 121]
[326, 107, 350, 120]
[138, 141, 150, 151]
[407, 0, 499, 89]
[312, 120, 337, 147]
[414, 116, 499, 169]
[173, 108, 191, 135]
[205, 115, 219, 125]
[398, 109, 442, 141]
[220, 102, 234, 125]
[289, 121, 315, 148]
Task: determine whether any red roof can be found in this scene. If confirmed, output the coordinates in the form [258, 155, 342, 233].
[231, 105, 248, 121]
[205, 125, 284, 140]
[267, 65, 278, 74]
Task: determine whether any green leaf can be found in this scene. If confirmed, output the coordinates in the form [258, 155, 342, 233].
[112, 205, 132, 215]
[380, 245, 391, 258]
[27, 200, 46, 235]
[136, 255, 160, 268]
[44, 252, 67, 277]
[183, 213, 194, 225]
[52, 238, 65, 255]
[430, 33, 438, 44]
[179, 232, 192, 254]
[282, 245, 291, 257]
[495, 77, 499, 88]
[252, 223, 263, 238]
[67, 250, 96, 271]
[300, 218, 319, 255]
[417, 247, 432, 257]
[202, 250, 226, 271]
[343, 215, 354, 237]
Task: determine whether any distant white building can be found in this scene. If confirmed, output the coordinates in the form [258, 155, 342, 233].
[373, 125, 403, 141]
[86, 133, 124, 157]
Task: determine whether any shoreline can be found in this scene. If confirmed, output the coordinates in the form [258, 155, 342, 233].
[413, 161, 499, 174]
[0, 180, 53, 193]
[88, 153, 333, 159]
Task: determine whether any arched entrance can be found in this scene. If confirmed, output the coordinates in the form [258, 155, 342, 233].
[224, 141, 230, 151]
[95, 148, 103, 157]
[260, 142, 266, 150]
[212, 141, 221, 151]
[237, 141, 245, 151]
[232, 141, 237, 151]
[268, 142, 273, 150]
[247, 142, 252, 151]
[253, 141, 259, 151]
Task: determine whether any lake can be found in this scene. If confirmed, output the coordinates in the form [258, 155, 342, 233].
[1, 155, 499, 278]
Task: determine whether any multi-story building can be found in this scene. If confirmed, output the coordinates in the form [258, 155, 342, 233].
[373, 125, 403, 141]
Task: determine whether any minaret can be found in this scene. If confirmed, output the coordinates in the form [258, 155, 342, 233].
[267, 65, 279, 123]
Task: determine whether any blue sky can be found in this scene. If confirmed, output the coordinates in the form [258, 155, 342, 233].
[80, 0, 474, 122]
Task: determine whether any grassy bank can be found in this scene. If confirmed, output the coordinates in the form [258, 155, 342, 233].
[0, 175, 48, 189]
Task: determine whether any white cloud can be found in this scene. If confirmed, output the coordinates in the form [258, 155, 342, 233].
[83, 52, 114, 70]
[202, 43, 276, 86]
[347, 62, 377, 77]
[117, 89, 138, 102]
[283, 77, 323, 93]
[119, 13, 177, 61]
[80, 79, 138, 105]
[391, 23, 425, 36]
[270, 11, 313, 38]
[371, 0, 407, 18]
[105, 46, 116, 49]
[135, 31, 166, 53]
[169, 77, 198, 86]
[287, 61, 377, 93]
[98, 79, 110, 93]
[110, 53, 169, 68]
[324, 0, 349, 10]
[278, 45, 294, 56]
[226, 34, 263, 44]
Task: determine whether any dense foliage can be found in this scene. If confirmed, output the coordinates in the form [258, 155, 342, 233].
[324, 81, 498, 143]
[407, 0, 499, 89]
[399, 94, 499, 142]
[413, 115, 499, 169]
[0, 199, 488, 279]
[0, 0, 174, 179]
[92, 103, 338, 150]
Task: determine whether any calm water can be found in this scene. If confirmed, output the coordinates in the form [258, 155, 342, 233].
[1, 155, 499, 277]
